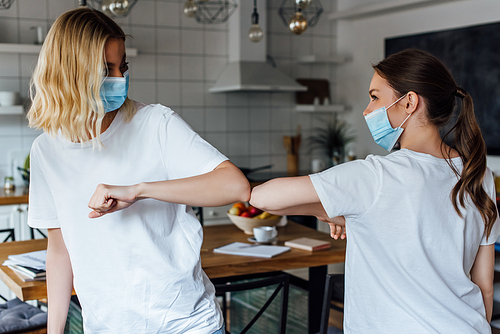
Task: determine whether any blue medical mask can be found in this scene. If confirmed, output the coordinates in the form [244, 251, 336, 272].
[100, 70, 129, 113]
[364, 93, 411, 151]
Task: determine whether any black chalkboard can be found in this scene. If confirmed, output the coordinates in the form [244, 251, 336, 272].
[385, 21, 500, 155]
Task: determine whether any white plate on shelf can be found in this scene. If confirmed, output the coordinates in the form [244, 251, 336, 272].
[247, 237, 277, 245]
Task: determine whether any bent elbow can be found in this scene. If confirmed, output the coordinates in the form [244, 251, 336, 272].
[237, 179, 251, 203]
[229, 170, 251, 203]
[249, 186, 269, 211]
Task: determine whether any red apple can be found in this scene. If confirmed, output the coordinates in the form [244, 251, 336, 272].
[240, 212, 252, 218]
[247, 206, 263, 217]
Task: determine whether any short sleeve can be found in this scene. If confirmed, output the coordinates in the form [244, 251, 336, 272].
[159, 111, 228, 180]
[309, 157, 380, 219]
[481, 168, 500, 245]
[27, 140, 60, 229]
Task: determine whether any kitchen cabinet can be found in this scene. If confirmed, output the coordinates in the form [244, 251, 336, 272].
[0, 204, 42, 242]
[0, 205, 20, 301]
[202, 204, 233, 226]
[0, 188, 45, 241]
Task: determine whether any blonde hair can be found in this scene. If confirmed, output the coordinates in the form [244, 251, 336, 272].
[28, 7, 136, 146]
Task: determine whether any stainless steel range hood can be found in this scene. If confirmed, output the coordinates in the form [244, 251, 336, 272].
[209, 0, 306, 93]
[210, 61, 307, 92]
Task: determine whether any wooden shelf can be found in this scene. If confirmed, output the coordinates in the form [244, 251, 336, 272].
[295, 105, 345, 113]
[0, 106, 23, 115]
[296, 55, 349, 64]
[0, 43, 138, 56]
[329, 0, 464, 20]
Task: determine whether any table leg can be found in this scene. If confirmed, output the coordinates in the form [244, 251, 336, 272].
[309, 265, 327, 334]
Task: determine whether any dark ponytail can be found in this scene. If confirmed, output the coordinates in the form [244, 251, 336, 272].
[450, 89, 497, 238]
[374, 49, 497, 239]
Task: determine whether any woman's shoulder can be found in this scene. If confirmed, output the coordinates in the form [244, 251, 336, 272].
[133, 101, 175, 117]
[129, 101, 179, 127]
[31, 131, 61, 150]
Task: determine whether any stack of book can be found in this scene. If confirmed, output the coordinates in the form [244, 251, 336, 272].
[284, 237, 331, 251]
[2, 250, 46, 282]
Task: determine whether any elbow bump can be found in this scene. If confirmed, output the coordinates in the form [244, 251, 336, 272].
[239, 182, 251, 202]
[249, 188, 267, 211]
[231, 177, 250, 203]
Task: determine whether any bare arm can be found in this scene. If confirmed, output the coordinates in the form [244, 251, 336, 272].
[470, 244, 495, 323]
[88, 161, 250, 218]
[250, 176, 323, 215]
[250, 176, 346, 239]
[47, 228, 73, 334]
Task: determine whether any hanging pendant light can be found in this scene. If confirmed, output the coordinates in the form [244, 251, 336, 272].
[248, 0, 263, 43]
[278, 0, 323, 35]
[288, 9, 307, 35]
[0, 0, 15, 9]
[295, 0, 313, 9]
[183, 0, 198, 18]
[182, 0, 237, 24]
[87, 0, 138, 17]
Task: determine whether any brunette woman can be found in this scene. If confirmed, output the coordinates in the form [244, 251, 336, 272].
[250, 48, 499, 333]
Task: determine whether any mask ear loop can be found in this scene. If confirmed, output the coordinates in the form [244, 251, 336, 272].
[386, 93, 408, 110]
[398, 112, 412, 129]
[386, 93, 411, 128]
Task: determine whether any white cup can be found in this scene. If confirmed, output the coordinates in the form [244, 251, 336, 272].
[311, 159, 326, 173]
[253, 226, 277, 242]
[0, 91, 20, 106]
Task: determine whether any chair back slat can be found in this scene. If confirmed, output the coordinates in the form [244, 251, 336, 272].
[215, 274, 290, 334]
[0, 228, 15, 243]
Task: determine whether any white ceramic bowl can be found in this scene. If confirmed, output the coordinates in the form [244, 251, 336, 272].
[227, 213, 282, 235]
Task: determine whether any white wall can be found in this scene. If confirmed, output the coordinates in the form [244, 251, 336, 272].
[0, 0, 339, 182]
[336, 0, 500, 170]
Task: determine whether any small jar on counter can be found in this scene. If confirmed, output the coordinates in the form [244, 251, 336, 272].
[3, 176, 15, 191]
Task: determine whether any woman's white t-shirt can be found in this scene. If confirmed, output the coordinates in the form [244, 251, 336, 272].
[310, 149, 500, 334]
[28, 102, 226, 333]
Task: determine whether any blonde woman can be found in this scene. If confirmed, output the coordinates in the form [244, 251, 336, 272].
[27, 7, 249, 334]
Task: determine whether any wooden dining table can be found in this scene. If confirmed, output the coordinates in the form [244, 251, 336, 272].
[0, 221, 346, 334]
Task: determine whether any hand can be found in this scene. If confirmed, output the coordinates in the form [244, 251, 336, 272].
[88, 183, 140, 218]
[317, 215, 346, 240]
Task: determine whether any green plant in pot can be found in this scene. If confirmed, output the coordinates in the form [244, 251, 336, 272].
[308, 115, 355, 167]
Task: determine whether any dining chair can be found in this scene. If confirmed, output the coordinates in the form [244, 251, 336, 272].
[0, 298, 47, 334]
[29, 229, 46, 240]
[213, 274, 290, 334]
[319, 274, 344, 334]
[0, 229, 15, 303]
[0, 229, 15, 244]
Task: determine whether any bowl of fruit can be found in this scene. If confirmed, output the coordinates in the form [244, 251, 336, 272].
[227, 202, 282, 235]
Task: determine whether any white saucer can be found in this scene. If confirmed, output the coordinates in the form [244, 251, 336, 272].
[247, 237, 277, 245]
